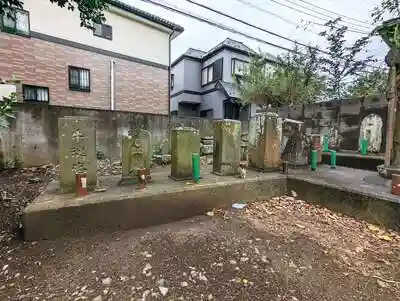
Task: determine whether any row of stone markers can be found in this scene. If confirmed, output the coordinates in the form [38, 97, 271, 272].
[58, 112, 284, 195]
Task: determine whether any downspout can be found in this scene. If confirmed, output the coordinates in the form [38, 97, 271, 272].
[168, 29, 175, 123]
[110, 59, 115, 110]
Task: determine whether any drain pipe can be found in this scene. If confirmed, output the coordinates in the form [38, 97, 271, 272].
[168, 30, 174, 122]
[110, 59, 115, 110]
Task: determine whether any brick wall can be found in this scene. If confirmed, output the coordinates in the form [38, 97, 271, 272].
[0, 32, 168, 114]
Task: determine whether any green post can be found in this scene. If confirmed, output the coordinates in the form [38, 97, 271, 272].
[330, 150, 337, 169]
[360, 139, 368, 155]
[310, 150, 317, 171]
[323, 135, 329, 152]
[192, 153, 200, 183]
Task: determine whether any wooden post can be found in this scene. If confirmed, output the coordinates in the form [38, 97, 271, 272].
[391, 174, 400, 195]
[384, 66, 397, 167]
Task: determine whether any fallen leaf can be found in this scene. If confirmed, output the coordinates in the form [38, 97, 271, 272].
[159, 286, 169, 296]
[377, 279, 389, 288]
[368, 225, 380, 232]
[206, 211, 214, 217]
[295, 224, 305, 229]
[378, 235, 393, 242]
[291, 190, 297, 198]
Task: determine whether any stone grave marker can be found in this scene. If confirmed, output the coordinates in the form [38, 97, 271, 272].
[248, 112, 282, 171]
[213, 119, 241, 176]
[59, 116, 96, 193]
[170, 127, 200, 180]
[120, 129, 152, 185]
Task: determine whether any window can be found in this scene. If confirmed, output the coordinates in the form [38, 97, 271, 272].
[93, 23, 112, 40]
[201, 58, 223, 86]
[170, 74, 175, 90]
[232, 59, 249, 76]
[0, 9, 30, 36]
[23, 85, 49, 103]
[68, 66, 91, 92]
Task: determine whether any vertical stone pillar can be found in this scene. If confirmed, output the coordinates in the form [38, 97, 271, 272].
[248, 112, 281, 171]
[58, 116, 96, 193]
[170, 127, 200, 180]
[213, 119, 241, 176]
[120, 129, 152, 185]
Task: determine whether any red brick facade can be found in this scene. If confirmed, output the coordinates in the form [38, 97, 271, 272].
[0, 32, 169, 115]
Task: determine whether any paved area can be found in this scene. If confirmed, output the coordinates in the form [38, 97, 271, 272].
[289, 165, 400, 204]
[1, 196, 399, 300]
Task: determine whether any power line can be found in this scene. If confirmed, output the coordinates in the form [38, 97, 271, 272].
[237, 0, 369, 35]
[136, 0, 383, 72]
[137, 0, 295, 53]
[283, 0, 373, 30]
[266, 0, 371, 33]
[296, 0, 371, 26]
[184, 0, 323, 51]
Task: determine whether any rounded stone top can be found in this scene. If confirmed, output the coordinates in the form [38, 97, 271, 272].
[214, 119, 241, 124]
[173, 126, 199, 132]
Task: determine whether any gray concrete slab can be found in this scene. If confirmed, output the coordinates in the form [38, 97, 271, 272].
[289, 165, 399, 204]
[288, 165, 400, 229]
[23, 167, 286, 241]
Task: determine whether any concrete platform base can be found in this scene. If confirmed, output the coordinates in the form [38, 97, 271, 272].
[288, 166, 400, 229]
[322, 151, 384, 171]
[23, 168, 286, 241]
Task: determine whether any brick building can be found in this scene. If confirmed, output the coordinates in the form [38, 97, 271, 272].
[0, 0, 183, 115]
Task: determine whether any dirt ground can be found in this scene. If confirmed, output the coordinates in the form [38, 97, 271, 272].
[0, 167, 400, 300]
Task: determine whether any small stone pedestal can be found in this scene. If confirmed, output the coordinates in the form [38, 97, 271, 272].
[212, 119, 241, 176]
[248, 112, 282, 172]
[170, 127, 200, 181]
[58, 116, 96, 193]
[120, 130, 152, 186]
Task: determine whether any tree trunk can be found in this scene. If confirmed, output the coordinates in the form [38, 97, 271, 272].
[391, 66, 400, 167]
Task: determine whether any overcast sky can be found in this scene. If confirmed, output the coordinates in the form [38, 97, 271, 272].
[126, 0, 388, 66]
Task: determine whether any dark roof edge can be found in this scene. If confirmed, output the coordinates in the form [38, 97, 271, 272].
[106, 0, 184, 32]
[171, 55, 201, 68]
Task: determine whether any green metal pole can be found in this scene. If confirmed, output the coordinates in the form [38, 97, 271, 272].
[360, 139, 368, 155]
[330, 150, 337, 169]
[310, 150, 317, 171]
[192, 153, 200, 183]
[323, 135, 329, 152]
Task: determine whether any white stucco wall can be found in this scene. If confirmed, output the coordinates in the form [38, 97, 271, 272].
[23, 0, 171, 65]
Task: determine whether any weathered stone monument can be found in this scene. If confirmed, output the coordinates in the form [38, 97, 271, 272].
[213, 119, 241, 176]
[120, 128, 152, 185]
[59, 116, 96, 193]
[281, 119, 309, 166]
[359, 113, 383, 153]
[248, 112, 282, 171]
[170, 127, 200, 180]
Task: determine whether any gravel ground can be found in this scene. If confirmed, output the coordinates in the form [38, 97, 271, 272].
[0, 195, 399, 300]
[0, 167, 399, 300]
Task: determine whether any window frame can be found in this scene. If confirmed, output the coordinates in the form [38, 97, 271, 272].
[170, 74, 175, 90]
[68, 66, 91, 93]
[93, 23, 113, 40]
[201, 64, 214, 87]
[23, 84, 50, 103]
[0, 8, 30, 37]
[231, 58, 249, 76]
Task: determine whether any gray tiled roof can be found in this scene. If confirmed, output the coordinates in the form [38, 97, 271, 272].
[183, 48, 206, 59]
[216, 81, 241, 99]
[106, 0, 184, 32]
[207, 38, 254, 55]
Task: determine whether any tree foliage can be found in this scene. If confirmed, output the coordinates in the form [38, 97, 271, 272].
[371, 0, 400, 24]
[0, 92, 16, 128]
[347, 69, 388, 96]
[235, 47, 326, 109]
[0, 0, 108, 28]
[235, 54, 281, 109]
[319, 18, 374, 99]
[273, 46, 326, 105]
